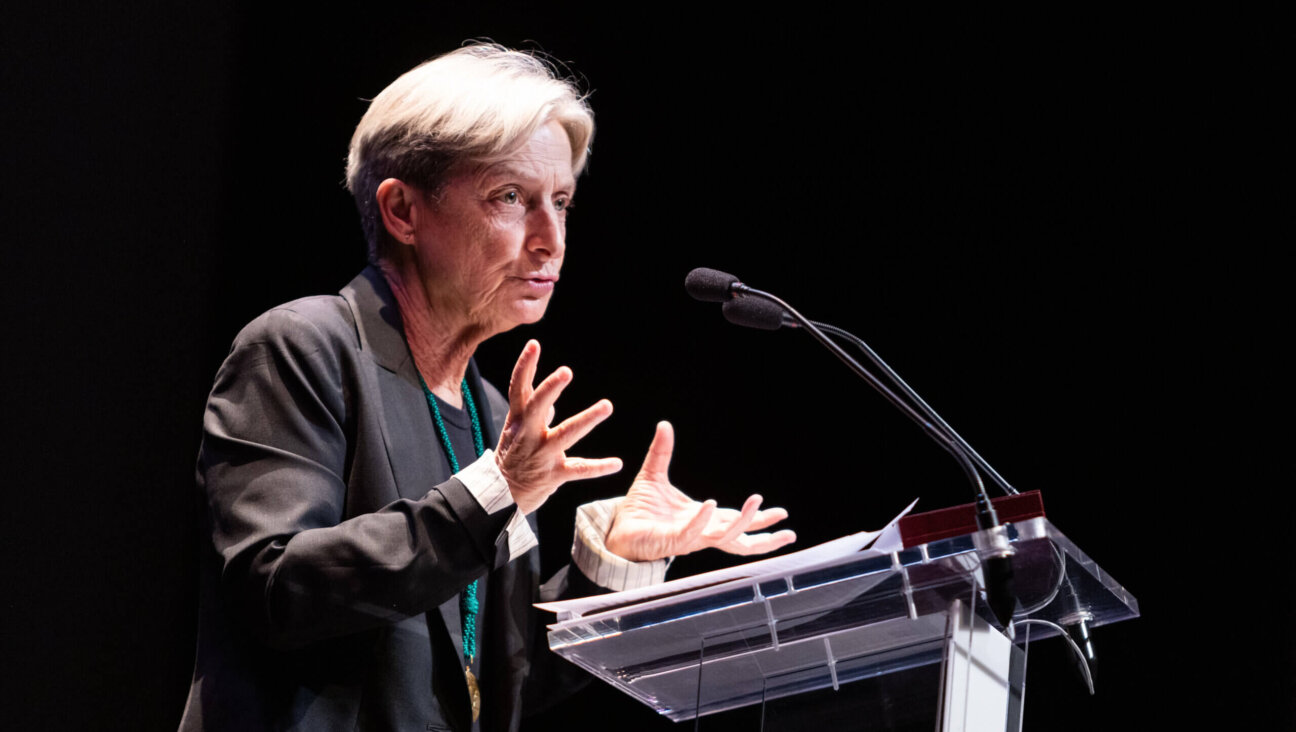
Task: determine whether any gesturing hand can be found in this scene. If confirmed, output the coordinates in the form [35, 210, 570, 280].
[494, 340, 622, 515]
[604, 421, 796, 563]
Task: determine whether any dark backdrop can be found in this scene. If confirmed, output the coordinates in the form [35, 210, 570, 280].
[1, 2, 1288, 730]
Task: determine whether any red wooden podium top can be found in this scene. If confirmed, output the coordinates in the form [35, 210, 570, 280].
[898, 490, 1045, 548]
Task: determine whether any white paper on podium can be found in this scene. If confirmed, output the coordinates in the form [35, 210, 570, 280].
[537, 498, 918, 623]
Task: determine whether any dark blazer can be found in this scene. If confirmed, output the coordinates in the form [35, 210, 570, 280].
[179, 267, 596, 731]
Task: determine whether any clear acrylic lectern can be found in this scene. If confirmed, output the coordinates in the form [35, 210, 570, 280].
[545, 518, 1138, 730]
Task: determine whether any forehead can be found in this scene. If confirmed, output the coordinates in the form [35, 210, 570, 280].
[472, 120, 576, 186]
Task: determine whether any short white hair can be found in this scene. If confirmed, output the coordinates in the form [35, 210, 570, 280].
[346, 43, 595, 262]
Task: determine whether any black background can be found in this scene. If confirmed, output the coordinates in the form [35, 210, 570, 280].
[1, 2, 1289, 730]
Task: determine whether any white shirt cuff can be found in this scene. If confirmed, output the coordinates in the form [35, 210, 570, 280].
[456, 449, 538, 561]
[571, 497, 670, 591]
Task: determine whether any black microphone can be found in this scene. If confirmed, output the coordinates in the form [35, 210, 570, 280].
[722, 297, 792, 331]
[684, 268, 742, 302]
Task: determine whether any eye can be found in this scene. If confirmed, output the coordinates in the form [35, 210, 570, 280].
[498, 190, 521, 205]
[554, 196, 573, 212]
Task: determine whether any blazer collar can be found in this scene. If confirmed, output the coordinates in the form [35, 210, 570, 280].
[341, 265, 411, 374]
[340, 265, 503, 448]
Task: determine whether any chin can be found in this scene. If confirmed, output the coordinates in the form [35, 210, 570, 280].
[501, 301, 551, 330]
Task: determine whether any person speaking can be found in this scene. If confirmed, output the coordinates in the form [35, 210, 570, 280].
[178, 43, 795, 732]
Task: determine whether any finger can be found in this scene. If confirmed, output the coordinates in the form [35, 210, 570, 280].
[559, 456, 625, 480]
[723, 529, 798, 556]
[636, 421, 675, 480]
[508, 340, 541, 412]
[676, 499, 717, 553]
[528, 366, 573, 426]
[549, 399, 614, 451]
[706, 494, 762, 547]
[743, 507, 790, 532]
[546, 405, 556, 427]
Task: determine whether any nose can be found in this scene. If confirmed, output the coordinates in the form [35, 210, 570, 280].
[525, 204, 565, 260]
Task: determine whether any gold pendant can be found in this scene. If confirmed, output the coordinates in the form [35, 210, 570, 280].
[465, 666, 481, 722]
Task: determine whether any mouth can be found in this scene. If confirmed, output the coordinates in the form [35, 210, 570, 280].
[511, 274, 558, 295]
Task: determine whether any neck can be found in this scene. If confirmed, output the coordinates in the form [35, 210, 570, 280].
[378, 256, 486, 409]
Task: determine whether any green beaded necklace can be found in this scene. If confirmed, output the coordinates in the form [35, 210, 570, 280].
[419, 373, 485, 721]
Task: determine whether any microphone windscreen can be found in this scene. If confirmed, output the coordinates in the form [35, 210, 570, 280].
[722, 298, 786, 331]
[684, 268, 739, 302]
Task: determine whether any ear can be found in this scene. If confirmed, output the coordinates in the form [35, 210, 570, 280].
[375, 178, 425, 248]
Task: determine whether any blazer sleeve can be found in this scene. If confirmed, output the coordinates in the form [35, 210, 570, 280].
[199, 305, 509, 650]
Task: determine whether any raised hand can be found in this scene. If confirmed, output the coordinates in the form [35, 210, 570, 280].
[604, 421, 796, 563]
[494, 340, 622, 514]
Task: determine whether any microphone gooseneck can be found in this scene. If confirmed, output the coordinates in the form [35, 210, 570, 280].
[689, 267, 1017, 629]
[719, 297, 1020, 497]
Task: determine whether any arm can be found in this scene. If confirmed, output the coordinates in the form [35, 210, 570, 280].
[203, 317, 624, 651]
[201, 306, 509, 649]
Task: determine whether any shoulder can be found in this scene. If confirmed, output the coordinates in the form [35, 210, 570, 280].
[213, 295, 362, 403]
[209, 295, 362, 427]
[230, 295, 357, 360]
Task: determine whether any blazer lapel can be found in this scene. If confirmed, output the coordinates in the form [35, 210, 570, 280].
[343, 267, 474, 725]
[342, 267, 453, 502]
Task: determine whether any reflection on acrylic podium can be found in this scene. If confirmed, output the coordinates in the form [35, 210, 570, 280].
[546, 517, 1137, 731]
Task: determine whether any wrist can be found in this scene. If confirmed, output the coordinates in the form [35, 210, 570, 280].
[572, 498, 669, 590]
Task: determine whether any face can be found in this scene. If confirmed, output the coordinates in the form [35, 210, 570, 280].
[411, 119, 575, 336]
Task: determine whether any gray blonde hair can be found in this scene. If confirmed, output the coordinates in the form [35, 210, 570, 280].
[345, 43, 594, 262]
